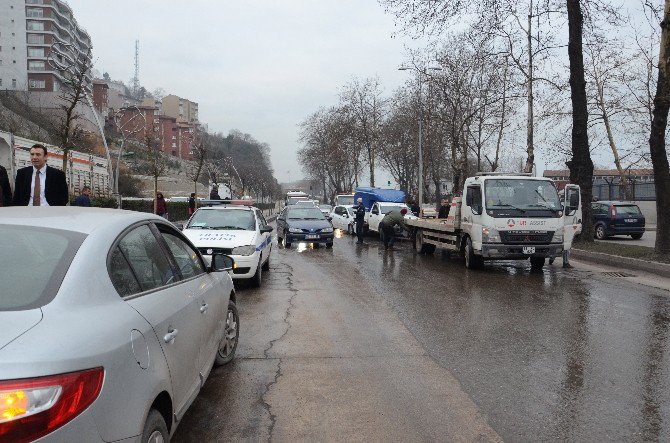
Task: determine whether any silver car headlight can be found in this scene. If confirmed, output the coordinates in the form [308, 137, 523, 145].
[551, 229, 564, 244]
[482, 227, 501, 243]
[232, 245, 256, 256]
[321, 227, 333, 233]
[288, 227, 303, 233]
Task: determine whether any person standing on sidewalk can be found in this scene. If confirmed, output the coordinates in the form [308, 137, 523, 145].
[73, 186, 92, 207]
[13, 144, 68, 206]
[188, 192, 196, 216]
[0, 164, 12, 207]
[355, 197, 366, 244]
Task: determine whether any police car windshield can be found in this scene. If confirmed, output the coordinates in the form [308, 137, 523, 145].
[484, 179, 560, 211]
[288, 208, 326, 220]
[188, 209, 256, 230]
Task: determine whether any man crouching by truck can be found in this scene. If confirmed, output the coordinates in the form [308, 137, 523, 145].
[379, 207, 409, 250]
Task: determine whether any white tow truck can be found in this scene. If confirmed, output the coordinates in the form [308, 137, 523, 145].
[406, 173, 582, 269]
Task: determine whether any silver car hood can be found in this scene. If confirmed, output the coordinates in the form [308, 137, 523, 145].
[0, 309, 43, 350]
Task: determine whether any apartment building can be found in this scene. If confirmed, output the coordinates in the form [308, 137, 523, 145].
[162, 94, 199, 123]
[0, 0, 92, 92]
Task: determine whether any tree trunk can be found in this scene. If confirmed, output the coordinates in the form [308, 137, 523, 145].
[649, 0, 670, 254]
[566, 0, 594, 242]
[153, 176, 158, 214]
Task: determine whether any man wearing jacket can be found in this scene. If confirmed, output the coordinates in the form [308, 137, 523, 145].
[13, 144, 69, 206]
[354, 197, 366, 244]
[379, 207, 409, 250]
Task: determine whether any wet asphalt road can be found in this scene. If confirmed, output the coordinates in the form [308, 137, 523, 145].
[174, 228, 670, 442]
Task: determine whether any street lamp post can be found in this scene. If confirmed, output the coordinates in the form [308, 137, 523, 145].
[398, 65, 442, 207]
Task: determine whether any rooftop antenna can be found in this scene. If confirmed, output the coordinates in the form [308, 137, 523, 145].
[132, 39, 140, 96]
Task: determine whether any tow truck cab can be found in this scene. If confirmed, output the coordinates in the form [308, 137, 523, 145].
[462, 173, 580, 262]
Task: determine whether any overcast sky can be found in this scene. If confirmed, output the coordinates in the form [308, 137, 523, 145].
[67, 0, 423, 183]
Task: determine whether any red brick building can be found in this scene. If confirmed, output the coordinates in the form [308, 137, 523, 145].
[92, 80, 109, 114]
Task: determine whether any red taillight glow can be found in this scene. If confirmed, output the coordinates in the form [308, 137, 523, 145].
[0, 367, 104, 443]
[611, 205, 616, 217]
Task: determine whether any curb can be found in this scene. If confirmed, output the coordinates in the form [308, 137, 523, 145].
[571, 248, 670, 277]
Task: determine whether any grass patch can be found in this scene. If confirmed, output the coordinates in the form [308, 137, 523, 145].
[574, 241, 670, 264]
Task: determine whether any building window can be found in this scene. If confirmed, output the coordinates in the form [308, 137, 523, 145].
[27, 34, 45, 44]
[12, 79, 17, 88]
[28, 60, 45, 70]
[29, 79, 46, 89]
[26, 8, 44, 18]
[27, 21, 44, 31]
[27, 0, 43, 4]
[28, 47, 45, 57]
[0, 79, 2, 87]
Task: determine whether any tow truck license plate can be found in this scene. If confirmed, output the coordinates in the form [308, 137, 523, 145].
[522, 247, 535, 254]
[305, 234, 320, 240]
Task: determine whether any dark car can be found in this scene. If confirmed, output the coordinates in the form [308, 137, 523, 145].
[277, 206, 334, 248]
[592, 201, 646, 240]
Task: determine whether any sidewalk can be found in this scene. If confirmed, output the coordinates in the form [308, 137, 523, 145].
[571, 245, 670, 279]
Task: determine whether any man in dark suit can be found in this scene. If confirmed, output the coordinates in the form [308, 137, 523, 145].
[13, 144, 69, 206]
[0, 165, 11, 207]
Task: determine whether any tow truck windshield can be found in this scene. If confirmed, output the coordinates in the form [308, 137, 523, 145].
[187, 209, 256, 230]
[484, 179, 561, 217]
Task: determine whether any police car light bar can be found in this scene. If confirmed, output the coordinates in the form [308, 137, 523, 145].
[200, 199, 256, 207]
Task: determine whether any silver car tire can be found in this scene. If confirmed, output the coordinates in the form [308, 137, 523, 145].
[215, 300, 239, 366]
[142, 409, 168, 443]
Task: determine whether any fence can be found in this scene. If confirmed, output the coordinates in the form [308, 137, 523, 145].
[592, 181, 656, 201]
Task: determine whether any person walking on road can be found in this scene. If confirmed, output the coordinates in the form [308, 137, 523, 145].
[13, 144, 68, 206]
[0, 164, 12, 207]
[379, 207, 409, 250]
[188, 192, 196, 216]
[354, 197, 366, 244]
[73, 186, 92, 207]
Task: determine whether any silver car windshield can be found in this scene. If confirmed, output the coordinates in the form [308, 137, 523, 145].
[188, 209, 256, 230]
[288, 208, 326, 220]
[0, 225, 86, 311]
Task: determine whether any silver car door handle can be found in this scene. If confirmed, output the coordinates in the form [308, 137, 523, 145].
[163, 328, 178, 343]
[200, 303, 209, 314]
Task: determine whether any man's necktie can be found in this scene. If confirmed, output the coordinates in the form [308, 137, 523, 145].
[33, 171, 41, 206]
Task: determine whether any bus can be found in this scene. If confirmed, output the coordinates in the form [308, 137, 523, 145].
[285, 191, 309, 206]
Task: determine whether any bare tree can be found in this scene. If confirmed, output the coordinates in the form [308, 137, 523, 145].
[48, 45, 93, 175]
[341, 77, 385, 186]
[648, 0, 670, 254]
[186, 130, 209, 207]
[111, 106, 145, 197]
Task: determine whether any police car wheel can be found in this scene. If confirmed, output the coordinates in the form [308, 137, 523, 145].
[251, 258, 262, 287]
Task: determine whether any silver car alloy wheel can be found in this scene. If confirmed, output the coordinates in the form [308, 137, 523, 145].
[219, 309, 238, 359]
[147, 430, 165, 443]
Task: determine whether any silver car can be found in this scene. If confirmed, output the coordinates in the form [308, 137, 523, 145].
[0, 207, 239, 442]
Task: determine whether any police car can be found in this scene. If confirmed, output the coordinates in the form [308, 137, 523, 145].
[182, 203, 273, 287]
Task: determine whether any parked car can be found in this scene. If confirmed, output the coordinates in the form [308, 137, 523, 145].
[329, 205, 355, 233]
[0, 207, 239, 443]
[318, 204, 332, 216]
[277, 206, 334, 248]
[182, 204, 273, 287]
[591, 201, 646, 239]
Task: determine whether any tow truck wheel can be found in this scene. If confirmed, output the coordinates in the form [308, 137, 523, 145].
[464, 237, 483, 269]
[416, 230, 436, 254]
[530, 256, 545, 270]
